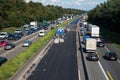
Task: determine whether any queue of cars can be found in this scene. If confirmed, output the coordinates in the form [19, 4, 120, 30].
[80, 19, 117, 61]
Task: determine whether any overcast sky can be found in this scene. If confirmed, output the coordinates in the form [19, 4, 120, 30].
[25, 0, 107, 10]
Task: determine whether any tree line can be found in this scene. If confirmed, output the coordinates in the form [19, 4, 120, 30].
[88, 0, 120, 33]
[0, 0, 84, 30]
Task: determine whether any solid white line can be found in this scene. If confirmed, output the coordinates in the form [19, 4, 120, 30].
[105, 46, 110, 52]
[117, 59, 120, 63]
[78, 70, 81, 80]
[98, 61, 109, 80]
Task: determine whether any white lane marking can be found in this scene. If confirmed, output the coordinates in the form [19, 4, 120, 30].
[104, 46, 110, 52]
[98, 61, 109, 80]
[117, 59, 120, 63]
[78, 70, 81, 80]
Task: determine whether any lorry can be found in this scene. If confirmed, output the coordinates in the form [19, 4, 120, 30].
[89, 24, 100, 37]
[30, 21, 37, 29]
[85, 38, 97, 52]
[54, 28, 65, 44]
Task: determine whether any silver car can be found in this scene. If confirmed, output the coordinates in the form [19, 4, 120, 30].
[23, 40, 32, 47]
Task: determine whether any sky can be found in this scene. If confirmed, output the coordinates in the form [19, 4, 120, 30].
[25, 0, 107, 10]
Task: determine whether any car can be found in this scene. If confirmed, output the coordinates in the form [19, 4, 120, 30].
[7, 34, 15, 40]
[23, 40, 32, 47]
[86, 52, 99, 61]
[14, 33, 22, 41]
[15, 29, 22, 33]
[38, 29, 45, 37]
[97, 41, 105, 47]
[4, 42, 15, 50]
[0, 56, 7, 66]
[104, 51, 117, 61]
[0, 32, 8, 39]
[0, 40, 8, 47]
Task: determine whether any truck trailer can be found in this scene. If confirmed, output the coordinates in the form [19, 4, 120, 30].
[89, 24, 100, 37]
[85, 38, 97, 52]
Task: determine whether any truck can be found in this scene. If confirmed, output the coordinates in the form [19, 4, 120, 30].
[54, 28, 65, 44]
[30, 21, 37, 29]
[85, 38, 97, 52]
[89, 24, 100, 37]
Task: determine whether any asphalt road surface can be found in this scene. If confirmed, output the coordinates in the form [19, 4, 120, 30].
[27, 20, 79, 80]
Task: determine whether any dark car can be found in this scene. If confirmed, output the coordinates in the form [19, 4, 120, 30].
[104, 51, 117, 61]
[0, 57, 7, 66]
[4, 42, 15, 50]
[86, 52, 99, 61]
[14, 33, 22, 41]
[23, 40, 32, 47]
[7, 34, 15, 40]
[97, 41, 105, 47]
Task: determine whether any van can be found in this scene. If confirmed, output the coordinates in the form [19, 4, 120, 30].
[38, 29, 45, 37]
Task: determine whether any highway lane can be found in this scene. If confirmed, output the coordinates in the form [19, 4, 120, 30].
[80, 41, 107, 80]
[27, 20, 79, 80]
[0, 31, 39, 55]
[80, 25, 120, 80]
[97, 47, 120, 80]
[1, 34, 39, 60]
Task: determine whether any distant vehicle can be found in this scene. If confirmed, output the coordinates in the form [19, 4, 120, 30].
[104, 51, 117, 61]
[15, 29, 22, 34]
[7, 34, 15, 40]
[0, 56, 7, 66]
[0, 40, 8, 47]
[97, 41, 104, 47]
[86, 52, 99, 61]
[85, 38, 96, 52]
[38, 29, 45, 37]
[14, 34, 22, 41]
[89, 24, 100, 37]
[4, 42, 15, 50]
[0, 32, 8, 39]
[23, 40, 32, 47]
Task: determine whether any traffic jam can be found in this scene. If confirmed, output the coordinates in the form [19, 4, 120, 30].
[79, 15, 120, 80]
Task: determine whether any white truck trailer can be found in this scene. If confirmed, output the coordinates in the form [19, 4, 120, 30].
[85, 38, 97, 52]
[89, 24, 100, 37]
[30, 21, 37, 28]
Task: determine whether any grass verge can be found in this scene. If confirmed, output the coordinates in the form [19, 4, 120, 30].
[0, 19, 74, 80]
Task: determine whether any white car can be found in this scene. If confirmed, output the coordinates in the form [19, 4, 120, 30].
[38, 29, 45, 37]
[0, 32, 8, 39]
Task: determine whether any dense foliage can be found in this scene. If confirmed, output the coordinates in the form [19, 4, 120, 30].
[88, 0, 120, 33]
[0, 0, 84, 30]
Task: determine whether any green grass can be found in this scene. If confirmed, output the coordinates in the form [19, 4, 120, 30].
[101, 27, 120, 48]
[0, 19, 74, 80]
[1, 27, 16, 33]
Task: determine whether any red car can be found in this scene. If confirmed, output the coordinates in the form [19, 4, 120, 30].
[0, 40, 8, 47]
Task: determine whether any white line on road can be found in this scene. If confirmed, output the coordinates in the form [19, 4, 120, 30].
[78, 70, 81, 80]
[105, 46, 110, 52]
[98, 61, 109, 80]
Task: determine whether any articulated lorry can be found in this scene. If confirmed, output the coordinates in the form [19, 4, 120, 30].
[85, 38, 97, 52]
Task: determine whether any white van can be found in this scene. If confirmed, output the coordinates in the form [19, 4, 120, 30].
[38, 29, 45, 37]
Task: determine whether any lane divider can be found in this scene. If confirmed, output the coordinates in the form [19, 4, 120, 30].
[98, 61, 109, 80]
[105, 46, 110, 52]
[106, 71, 113, 80]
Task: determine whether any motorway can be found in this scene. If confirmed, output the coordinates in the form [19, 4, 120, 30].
[27, 20, 79, 80]
[2, 18, 120, 80]
[80, 23, 120, 80]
